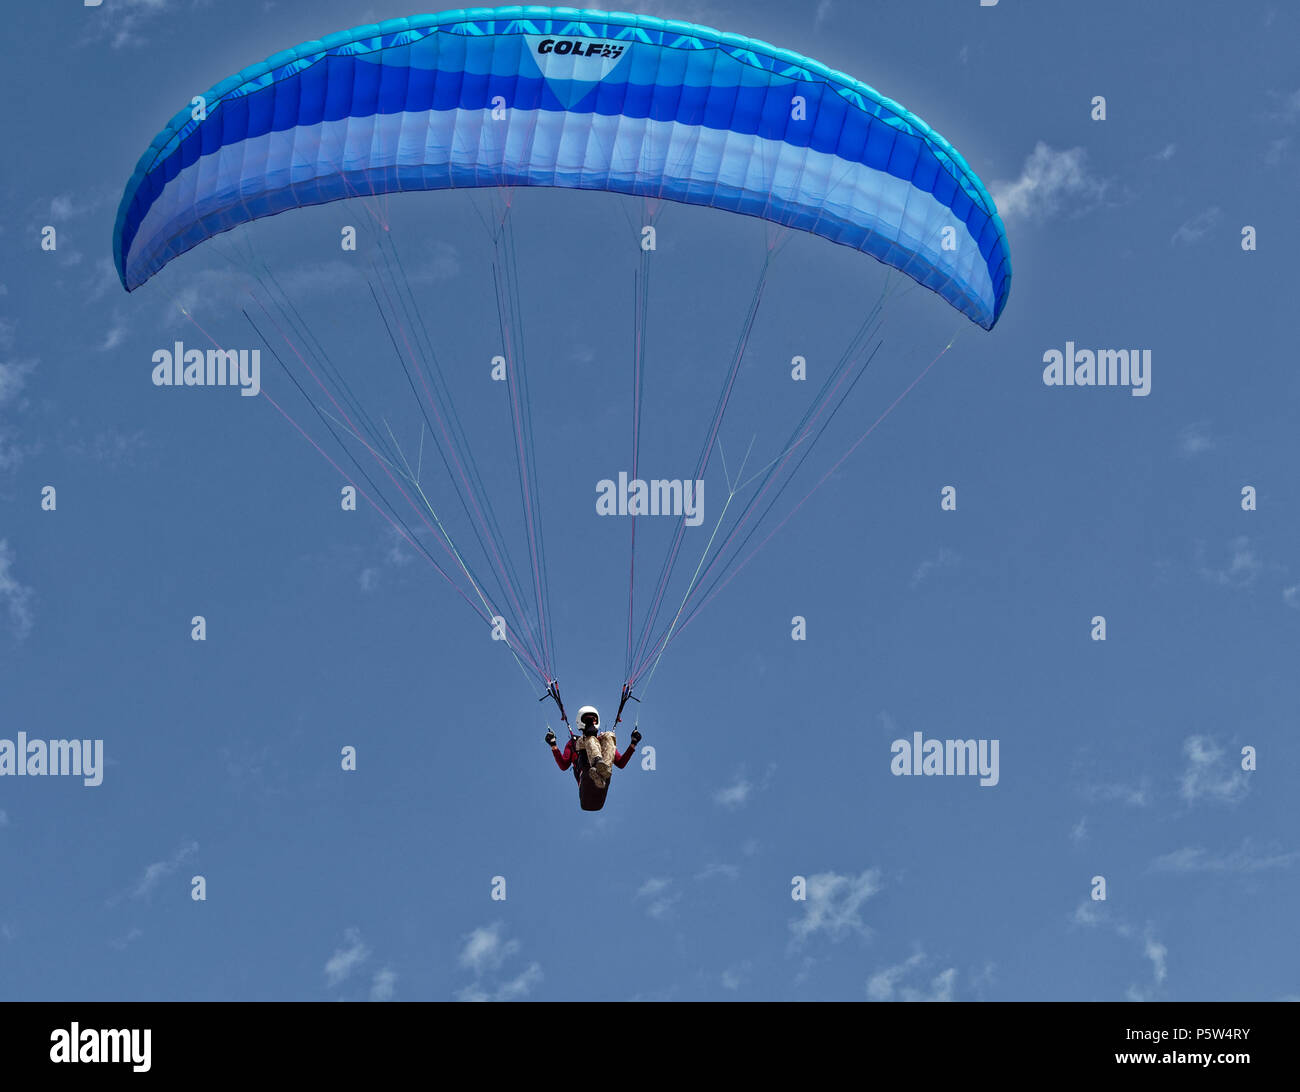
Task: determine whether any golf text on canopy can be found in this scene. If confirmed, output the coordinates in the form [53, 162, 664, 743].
[536, 38, 625, 59]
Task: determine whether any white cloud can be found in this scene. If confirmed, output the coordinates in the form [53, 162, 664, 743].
[1171, 206, 1222, 246]
[324, 927, 370, 987]
[129, 840, 199, 901]
[866, 951, 924, 999]
[1125, 929, 1170, 999]
[416, 241, 461, 283]
[370, 967, 397, 1001]
[1144, 934, 1168, 986]
[61, 428, 147, 469]
[110, 928, 144, 951]
[494, 962, 543, 1000]
[991, 143, 1107, 223]
[1072, 900, 1168, 999]
[911, 547, 959, 587]
[1195, 536, 1262, 588]
[867, 952, 957, 1001]
[455, 924, 541, 1001]
[720, 961, 751, 990]
[1269, 87, 1300, 123]
[713, 777, 752, 808]
[789, 869, 881, 944]
[1179, 736, 1250, 805]
[0, 359, 34, 408]
[0, 541, 36, 641]
[1178, 423, 1215, 457]
[49, 194, 88, 221]
[160, 247, 459, 329]
[636, 876, 680, 919]
[80, 0, 178, 51]
[85, 258, 122, 304]
[459, 922, 519, 975]
[713, 764, 774, 809]
[100, 319, 128, 353]
[1082, 780, 1150, 808]
[0, 354, 38, 475]
[1264, 136, 1292, 166]
[1151, 841, 1299, 873]
[384, 526, 413, 567]
[1259, 86, 1300, 163]
[1072, 900, 1104, 927]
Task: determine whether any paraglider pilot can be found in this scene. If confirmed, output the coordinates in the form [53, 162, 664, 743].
[546, 706, 640, 812]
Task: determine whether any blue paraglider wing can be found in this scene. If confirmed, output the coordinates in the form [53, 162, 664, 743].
[113, 7, 1011, 327]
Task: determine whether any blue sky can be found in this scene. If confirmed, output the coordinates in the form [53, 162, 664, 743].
[1, 0, 1298, 1002]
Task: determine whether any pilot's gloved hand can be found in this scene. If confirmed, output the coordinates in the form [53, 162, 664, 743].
[545, 731, 557, 748]
[629, 729, 642, 746]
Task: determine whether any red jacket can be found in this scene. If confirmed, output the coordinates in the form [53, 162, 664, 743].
[552, 737, 636, 811]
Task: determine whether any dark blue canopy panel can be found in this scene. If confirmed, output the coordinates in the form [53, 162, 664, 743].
[113, 7, 1011, 327]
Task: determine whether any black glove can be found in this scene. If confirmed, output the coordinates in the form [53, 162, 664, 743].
[629, 729, 642, 746]
[545, 731, 557, 748]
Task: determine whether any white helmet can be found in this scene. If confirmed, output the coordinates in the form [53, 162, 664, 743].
[576, 706, 600, 727]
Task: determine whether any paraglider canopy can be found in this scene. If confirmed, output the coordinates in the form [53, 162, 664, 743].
[113, 7, 1010, 327]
